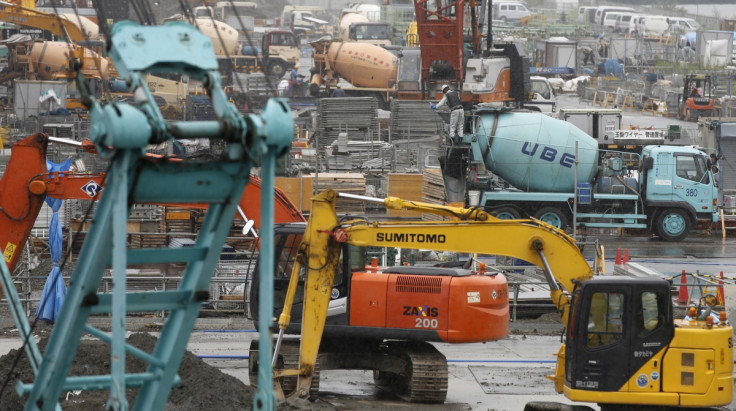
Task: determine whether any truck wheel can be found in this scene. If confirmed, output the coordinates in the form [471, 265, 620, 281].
[534, 207, 568, 230]
[656, 208, 690, 242]
[267, 62, 287, 78]
[492, 206, 521, 220]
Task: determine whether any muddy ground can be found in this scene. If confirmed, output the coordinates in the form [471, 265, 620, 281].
[0, 330, 254, 410]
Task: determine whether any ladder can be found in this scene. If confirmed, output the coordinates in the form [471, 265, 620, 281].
[13, 21, 292, 410]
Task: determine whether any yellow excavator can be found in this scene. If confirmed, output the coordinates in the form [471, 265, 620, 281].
[0, 0, 99, 42]
[249, 190, 733, 408]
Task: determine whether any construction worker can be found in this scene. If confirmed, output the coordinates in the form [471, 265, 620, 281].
[431, 84, 464, 142]
[581, 46, 594, 65]
[288, 64, 302, 97]
[330, 84, 346, 98]
[596, 34, 609, 58]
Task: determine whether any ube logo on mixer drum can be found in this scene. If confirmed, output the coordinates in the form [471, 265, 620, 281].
[520, 142, 575, 168]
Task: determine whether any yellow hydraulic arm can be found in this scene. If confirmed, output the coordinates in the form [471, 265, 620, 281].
[274, 190, 594, 399]
[0, 0, 90, 41]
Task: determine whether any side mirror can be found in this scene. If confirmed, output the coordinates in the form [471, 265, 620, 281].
[641, 156, 654, 170]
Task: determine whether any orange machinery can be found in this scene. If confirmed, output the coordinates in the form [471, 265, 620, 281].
[0, 134, 305, 273]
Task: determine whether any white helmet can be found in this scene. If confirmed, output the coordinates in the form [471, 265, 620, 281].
[442, 85, 450, 92]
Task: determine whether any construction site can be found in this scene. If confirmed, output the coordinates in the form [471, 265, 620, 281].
[0, 0, 736, 410]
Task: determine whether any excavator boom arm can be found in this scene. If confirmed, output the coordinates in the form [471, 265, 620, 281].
[0, 4, 88, 41]
[342, 219, 591, 290]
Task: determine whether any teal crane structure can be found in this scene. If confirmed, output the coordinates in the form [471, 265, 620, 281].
[3, 20, 291, 410]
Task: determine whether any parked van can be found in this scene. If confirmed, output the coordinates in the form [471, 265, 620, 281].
[493, 1, 532, 24]
[602, 12, 624, 31]
[640, 15, 670, 36]
[594, 6, 635, 26]
[614, 13, 635, 33]
[668, 17, 701, 34]
[577, 6, 597, 25]
[627, 14, 649, 34]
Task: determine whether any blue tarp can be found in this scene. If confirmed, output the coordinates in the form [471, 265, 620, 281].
[598, 59, 625, 79]
[681, 32, 697, 48]
[680, 31, 736, 48]
[35, 158, 71, 323]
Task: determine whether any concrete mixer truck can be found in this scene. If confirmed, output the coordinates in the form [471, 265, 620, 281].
[440, 107, 719, 241]
[308, 38, 405, 109]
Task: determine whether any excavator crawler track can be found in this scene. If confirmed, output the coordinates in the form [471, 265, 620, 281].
[377, 341, 448, 403]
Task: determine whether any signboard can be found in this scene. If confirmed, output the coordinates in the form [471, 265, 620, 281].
[2, 27, 51, 40]
[612, 129, 665, 145]
[530, 66, 575, 76]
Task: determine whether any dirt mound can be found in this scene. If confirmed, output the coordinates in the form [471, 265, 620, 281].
[0, 332, 253, 410]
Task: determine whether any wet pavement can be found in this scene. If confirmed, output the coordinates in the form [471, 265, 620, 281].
[579, 234, 736, 277]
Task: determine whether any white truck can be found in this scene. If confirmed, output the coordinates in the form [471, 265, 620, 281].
[280, 5, 328, 42]
[525, 76, 557, 115]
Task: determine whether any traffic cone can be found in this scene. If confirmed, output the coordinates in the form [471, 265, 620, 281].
[717, 271, 725, 305]
[615, 248, 622, 265]
[678, 270, 688, 305]
[623, 249, 629, 264]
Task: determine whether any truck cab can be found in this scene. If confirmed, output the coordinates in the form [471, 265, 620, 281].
[261, 29, 299, 77]
[281, 5, 328, 42]
[525, 76, 556, 114]
[641, 145, 718, 241]
[348, 22, 392, 46]
[230, 29, 298, 78]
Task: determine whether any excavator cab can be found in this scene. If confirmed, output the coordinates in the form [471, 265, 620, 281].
[565, 277, 674, 394]
[560, 275, 734, 408]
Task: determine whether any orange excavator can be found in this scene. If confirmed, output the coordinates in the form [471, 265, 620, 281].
[0, 133, 305, 273]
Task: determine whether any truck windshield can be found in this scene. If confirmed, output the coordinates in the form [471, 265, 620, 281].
[531, 80, 551, 99]
[354, 24, 390, 40]
[270, 32, 297, 47]
[675, 154, 710, 184]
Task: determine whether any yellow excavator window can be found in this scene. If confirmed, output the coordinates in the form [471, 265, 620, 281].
[639, 291, 660, 333]
[587, 292, 624, 348]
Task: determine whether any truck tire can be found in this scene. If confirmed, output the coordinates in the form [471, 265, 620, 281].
[656, 208, 691, 242]
[534, 207, 568, 230]
[492, 206, 521, 220]
[267, 62, 287, 78]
